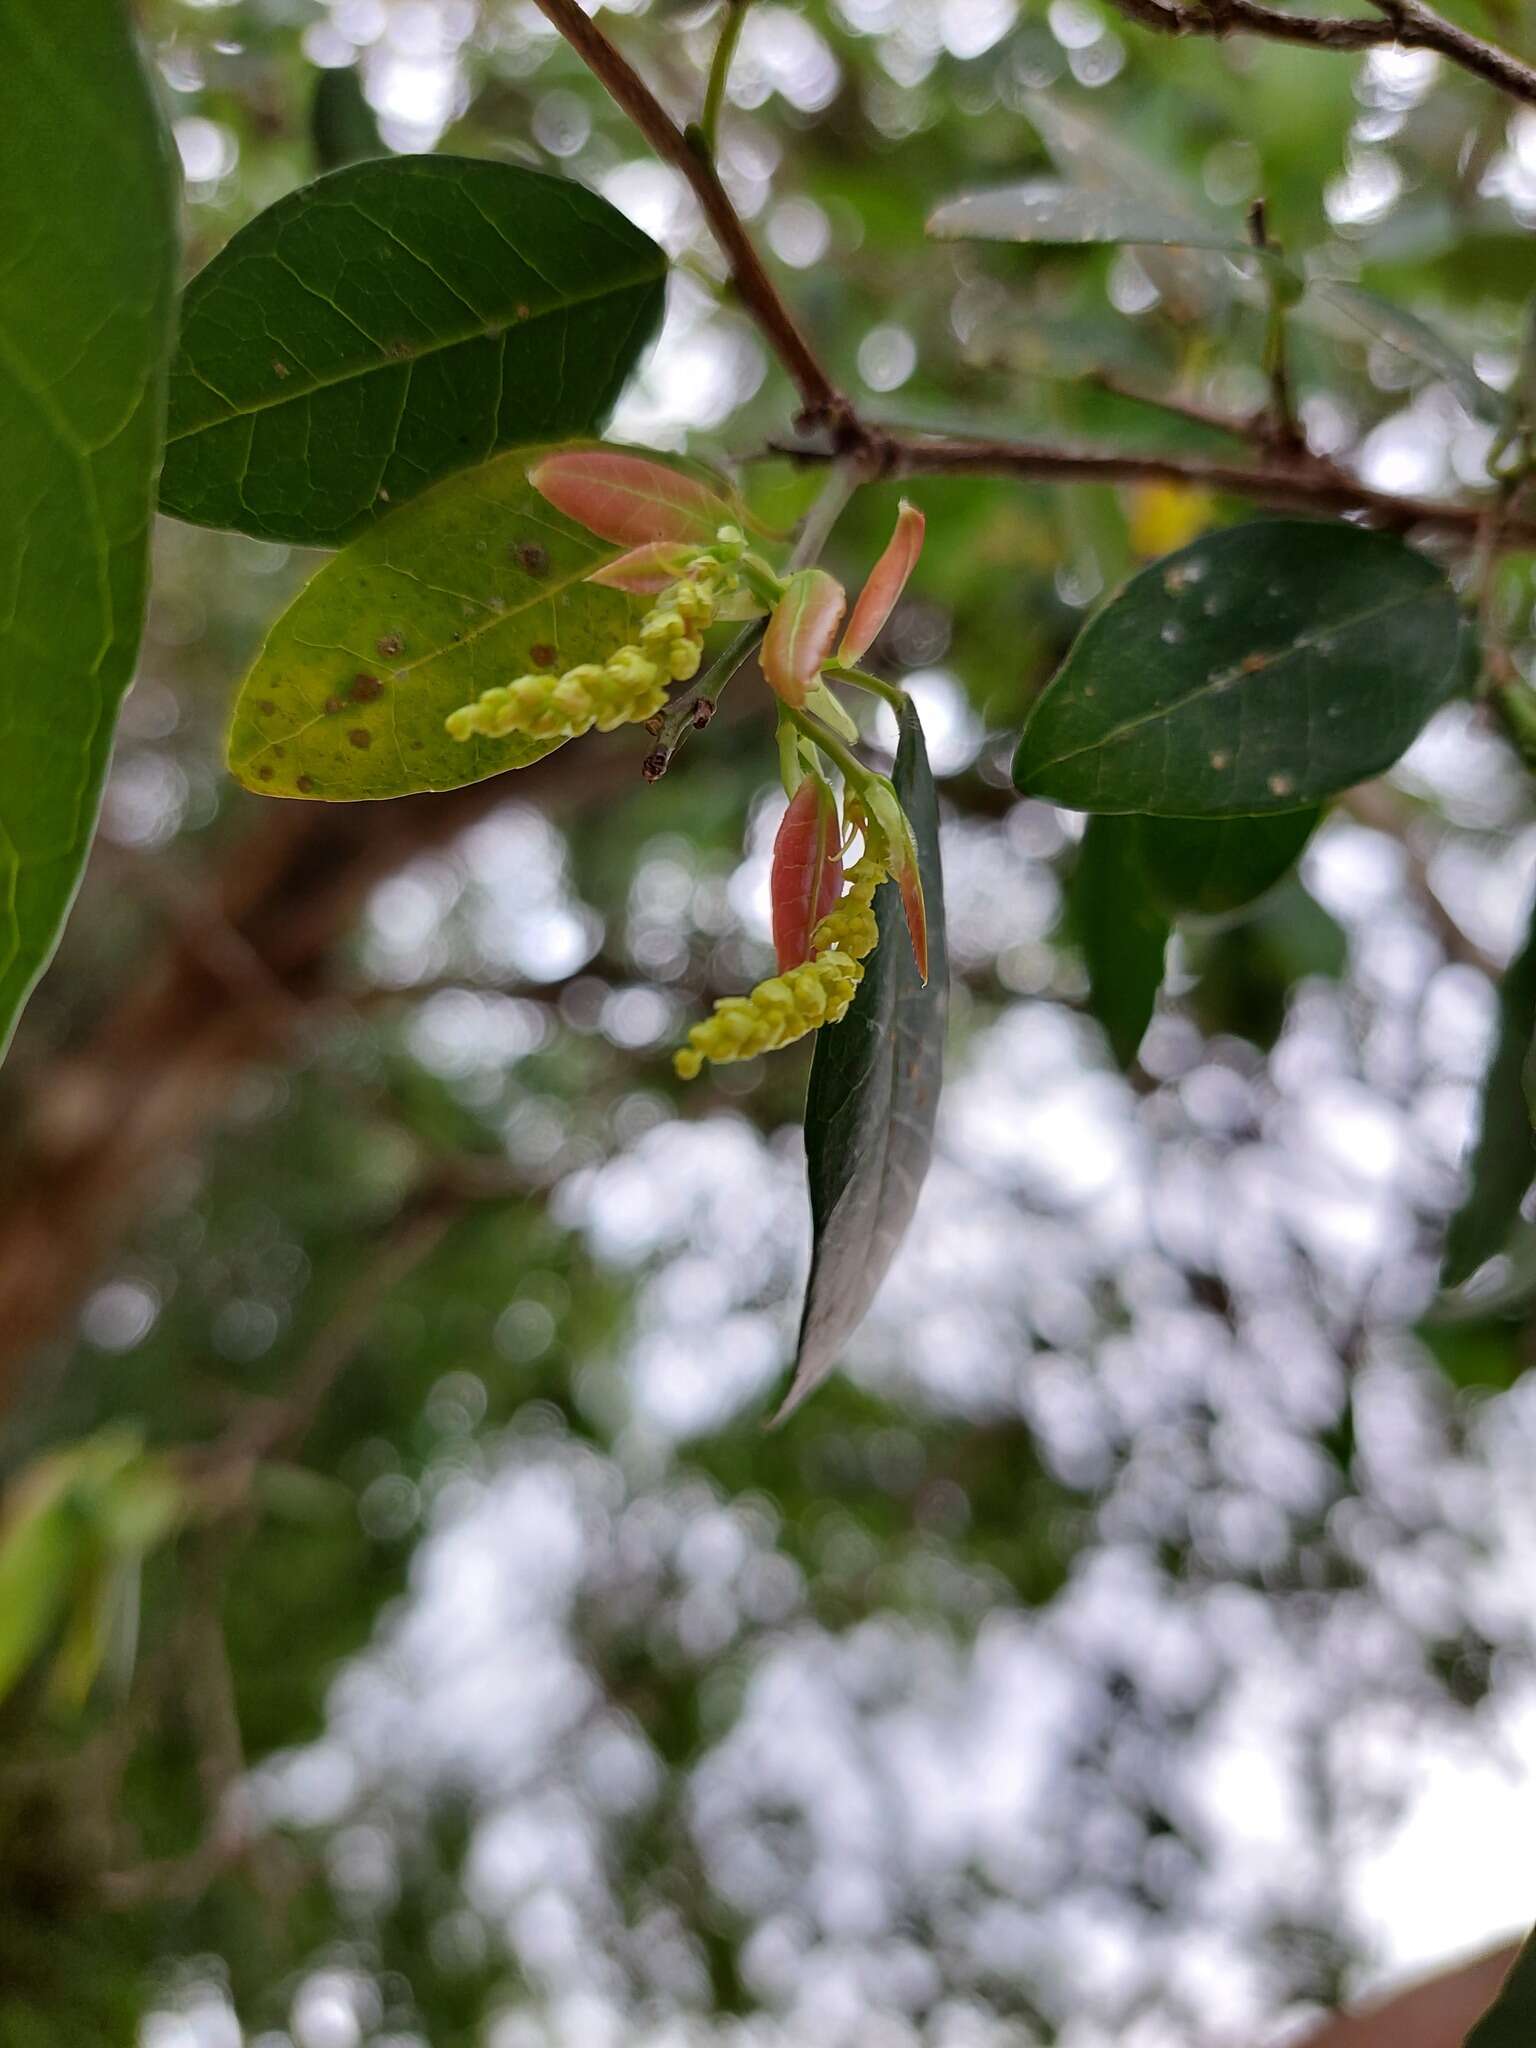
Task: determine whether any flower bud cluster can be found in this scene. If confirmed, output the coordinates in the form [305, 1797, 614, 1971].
[445, 550, 739, 745]
[674, 858, 885, 1079]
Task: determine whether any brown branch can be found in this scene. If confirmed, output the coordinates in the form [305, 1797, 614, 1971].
[527, 0, 851, 434]
[1104, 0, 1536, 109]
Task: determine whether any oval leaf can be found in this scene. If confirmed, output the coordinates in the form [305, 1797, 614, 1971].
[530, 449, 731, 548]
[778, 697, 947, 1420]
[762, 569, 847, 709]
[1014, 521, 1466, 816]
[160, 158, 666, 547]
[0, 0, 178, 1064]
[228, 446, 648, 799]
[1071, 815, 1170, 1070]
[1442, 885, 1536, 1287]
[927, 180, 1248, 250]
[841, 500, 926, 663]
[1138, 808, 1321, 921]
[772, 774, 843, 972]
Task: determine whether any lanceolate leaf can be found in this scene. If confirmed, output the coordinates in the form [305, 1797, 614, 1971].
[841, 500, 925, 663]
[1465, 1928, 1536, 2047]
[927, 179, 1248, 251]
[1014, 522, 1466, 817]
[1309, 281, 1505, 427]
[0, 0, 178, 1064]
[1442, 888, 1536, 1288]
[762, 569, 847, 709]
[530, 449, 731, 547]
[227, 447, 647, 799]
[1138, 809, 1321, 921]
[772, 774, 843, 972]
[160, 158, 666, 547]
[1071, 815, 1170, 1070]
[780, 698, 947, 1420]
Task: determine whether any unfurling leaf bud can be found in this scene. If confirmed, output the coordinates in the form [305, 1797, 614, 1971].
[840, 499, 925, 663]
[771, 773, 844, 973]
[528, 450, 732, 547]
[761, 569, 847, 708]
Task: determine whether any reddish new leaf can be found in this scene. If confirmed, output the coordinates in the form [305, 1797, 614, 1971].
[840, 499, 925, 663]
[894, 851, 929, 985]
[762, 569, 846, 708]
[529, 449, 731, 546]
[772, 774, 844, 972]
[586, 541, 697, 593]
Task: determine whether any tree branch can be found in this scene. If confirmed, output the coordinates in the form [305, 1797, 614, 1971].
[1104, 0, 1536, 110]
[528, 0, 852, 433]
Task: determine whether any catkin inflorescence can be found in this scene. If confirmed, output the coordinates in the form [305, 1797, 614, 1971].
[674, 858, 886, 1079]
[444, 553, 740, 746]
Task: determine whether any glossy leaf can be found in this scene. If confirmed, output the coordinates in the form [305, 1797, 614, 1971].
[1138, 809, 1321, 921]
[781, 697, 947, 1419]
[1014, 521, 1466, 816]
[1465, 1928, 1536, 2047]
[841, 500, 926, 662]
[927, 180, 1247, 250]
[227, 447, 648, 800]
[762, 569, 847, 709]
[772, 774, 844, 972]
[1442, 887, 1536, 1287]
[1071, 815, 1170, 1070]
[530, 448, 731, 548]
[0, 0, 178, 1064]
[160, 159, 666, 547]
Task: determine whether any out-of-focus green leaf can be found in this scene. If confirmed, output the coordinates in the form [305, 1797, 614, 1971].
[0, 1494, 82, 1705]
[312, 64, 386, 170]
[1443, 890, 1536, 1287]
[781, 698, 947, 1419]
[1014, 522, 1466, 816]
[0, 0, 178, 1063]
[1466, 1929, 1536, 2046]
[928, 180, 1247, 250]
[227, 446, 647, 798]
[1071, 815, 1169, 1069]
[1309, 281, 1506, 425]
[160, 158, 666, 546]
[1138, 809, 1321, 921]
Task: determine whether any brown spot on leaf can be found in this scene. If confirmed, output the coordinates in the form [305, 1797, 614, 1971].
[1241, 653, 1269, 674]
[297, 775, 315, 793]
[259, 700, 276, 716]
[530, 643, 557, 668]
[258, 766, 274, 781]
[376, 633, 404, 657]
[349, 729, 373, 750]
[324, 696, 344, 716]
[351, 673, 384, 701]
[272, 745, 286, 758]
[516, 543, 550, 576]
[272, 361, 289, 380]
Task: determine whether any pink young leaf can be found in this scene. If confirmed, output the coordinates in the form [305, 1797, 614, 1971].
[772, 774, 844, 972]
[585, 541, 698, 594]
[839, 499, 925, 663]
[761, 569, 847, 708]
[528, 449, 731, 546]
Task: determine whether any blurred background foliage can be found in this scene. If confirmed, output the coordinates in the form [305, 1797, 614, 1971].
[4, 0, 1536, 2040]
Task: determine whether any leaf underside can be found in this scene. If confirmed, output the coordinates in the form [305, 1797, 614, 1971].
[0, 0, 178, 1062]
[927, 179, 1247, 250]
[160, 156, 667, 548]
[228, 445, 649, 800]
[1138, 808, 1321, 921]
[1014, 520, 1466, 817]
[780, 697, 948, 1420]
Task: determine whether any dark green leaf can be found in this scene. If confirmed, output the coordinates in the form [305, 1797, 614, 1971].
[226, 445, 647, 799]
[1466, 1930, 1536, 2047]
[1014, 521, 1466, 816]
[312, 64, 386, 171]
[160, 157, 666, 547]
[780, 699, 948, 1419]
[927, 180, 1246, 250]
[1138, 809, 1321, 921]
[0, 0, 178, 1063]
[1442, 888, 1536, 1287]
[1071, 815, 1169, 1069]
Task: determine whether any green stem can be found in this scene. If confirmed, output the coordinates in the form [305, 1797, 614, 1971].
[700, 0, 749, 157]
[823, 661, 906, 711]
[785, 703, 875, 793]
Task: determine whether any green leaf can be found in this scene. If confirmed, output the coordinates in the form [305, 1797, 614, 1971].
[1309, 281, 1506, 426]
[1070, 815, 1170, 1069]
[227, 445, 649, 799]
[1014, 521, 1466, 817]
[0, 0, 178, 1063]
[1442, 888, 1536, 1287]
[1466, 1929, 1536, 2046]
[160, 157, 666, 547]
[1138, 809, 1321, 921]
[927, 180, 1247, 251]
[0, 1494, 82, 1706]
[779, 697, 948, 1420]
[311, 64, 386, 172]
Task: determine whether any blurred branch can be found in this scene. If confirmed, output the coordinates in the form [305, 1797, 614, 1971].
[527, 0, 852, 435]
[1105, 0, 1536, 108]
